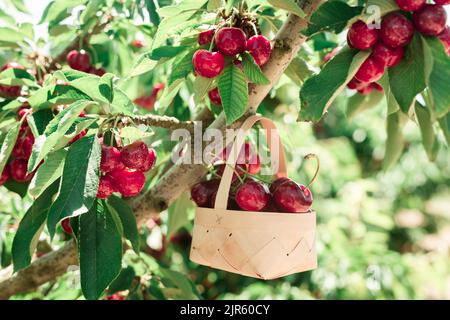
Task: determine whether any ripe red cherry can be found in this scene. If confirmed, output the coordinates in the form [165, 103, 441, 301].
[413, 5, 447, 36]
[100, 145, 124, 173]
[13, 135, 34, 159]
[61, 218, 73, 234]
[215, 27, 247, 56]
[220, 142, 261, 175]
[273, 180, 312, 213]
[434, 0, 450, 4]
[66, 50, 91, 72]
[131, 39, 145, 48]
[269, 177, 291, 194]
[235, 180, 270, 211]
[134, 95, 156, 110]
[190, 179, 220, 208]
[110, 168, 146, 197]
[246, 35, 271, 66]
[357, 83, 374, 95]
[347, 77, 368, 90]
[208, 87, 222, 106]
[106, 293, 125, 300]
[380, 13, 414, 47]
[10, 158, 34, 182]
[192, 49, 225, 78]
[355, 57, 385, 82]
[0, 165, 10, 186]
[120, 140, 150, 171]
[198, 29, 215, 45]
[139, 148, 157, 172]
[438, 27, 450, 56]
[371, 42, 404, 67]
[395, 0, 426, 11]
[96, 174, 117, 199]
[89, 67, 106, 76]
[347, 20, 379, 50]
[151, 83, 165, 96]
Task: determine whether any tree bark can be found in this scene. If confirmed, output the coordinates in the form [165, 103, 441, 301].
[0, 0, 323, 299]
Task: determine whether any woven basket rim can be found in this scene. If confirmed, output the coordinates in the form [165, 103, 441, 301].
[196, 207, 316, 217]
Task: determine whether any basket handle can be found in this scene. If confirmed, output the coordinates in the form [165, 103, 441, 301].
[214, 115, 288, 210]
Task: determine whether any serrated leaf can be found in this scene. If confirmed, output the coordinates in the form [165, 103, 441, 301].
[167, 192, 195, 239]
[98, 73, 114, 103]
[168, 49, 195, 85]
[365, 0, 399, 17]
[193, 75, 214, 104]
[346, 90, 384, 119]
[156, 79, 184, 113]
[415, 102, 439, 161]
[151, 45, 188, 60]
[79, 200, 122, 300]
[11, 181, 60, 272]
[218, 65, 249, 124]
[383, 111, 407, 170]
[107, 195, 140, 254]
[27, 109, 54, 137]
[241, 52, 270, 85]
[129, 52, 158, 77]
[299, 48, 370, 122]
[47, 134, 101, 238]
[268, 0, 305, 18]
[284, 56, 317, 85]
[0, 121, 20, 174]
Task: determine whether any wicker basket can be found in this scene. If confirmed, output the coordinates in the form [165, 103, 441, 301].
[189, 115, 317, 280]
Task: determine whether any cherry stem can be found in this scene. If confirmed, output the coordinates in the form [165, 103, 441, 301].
[249, 21, 258, 36]
[304, 153, 320, 187]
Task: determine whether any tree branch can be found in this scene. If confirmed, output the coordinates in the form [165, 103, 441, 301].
[115, 114, 196, 131]
[0, 0, 324, 299]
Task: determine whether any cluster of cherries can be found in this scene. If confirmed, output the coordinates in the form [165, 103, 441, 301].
[0, 62, 25, 99]
[190, 142, 314, 213]
[346, 1, 449, 95]
[134, 82, 165, 110]
[192, 26, 272, 107]
[66, 49, 106, 76]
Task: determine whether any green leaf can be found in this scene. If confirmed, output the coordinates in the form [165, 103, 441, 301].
[12, 181, 60, 272]
[145, 0, 160, 26]
[303, 1, 363, 36]
[98, 73, 114, 103]
[438, 113, 450, 145]
[346, 90, 384, 119]
[151, 45, 188, 60]
[28, 149, 66, 199]
[79, 200, 122, 300]
[299, 48, 370, 122]
[218, 65, 249, 124]
[160, 268, 200, 300]
[365, 0, 399, 17]
[80, 0, 104, 24]
[0, 121, 20, 174]
[284, 57, 317, 85]
[156, 79, 184, 113]
[3, 180, 29, 198]
[389, 33, 428, 113]
[267, 0, 305, 18]
[0, 27, 25, 43]
[47, 134, 101, 238]
[415, 102, 439, 161]
[129, 52, 158, 77]
[27, 109, 54, 137]
[379, 72, 400, 115]
[193, 75, 214, 104]
[10, 0, 30, 14]
[168, 49, 195, 85]
[241, 52, 270, 85]
[108, 266, 136, 294]
[0, 8, 16, 26]
[107, 195, 140, 254]
[383, 111, 407, 171]
[167, 192, 195, 239]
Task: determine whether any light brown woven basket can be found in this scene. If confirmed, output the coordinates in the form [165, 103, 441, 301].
[189, 115, 317, 280]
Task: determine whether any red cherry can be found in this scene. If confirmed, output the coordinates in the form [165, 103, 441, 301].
[269, 177, 291, 194]
[61, 218, 73, 234]
[198, 29, 215, 45]
[192, 49, 225, 78]
[89, 67, 106, 76]
[438, 27, 450, 56]
[96, 174, 117, 199]
[13, 135, 34, 159]
[434, 0, 450, 4]
[106, 293, 125, 300]
[66, 50, 91, 72]
[273, 180, 312, 213]
[355, 57, 385, 83]
[69, 130, 87, 145]
[347, 20, 379, 50]
[120, 140, 150, 171]
[131, 39, 145, 48]
[215, 27, 247, 56]
[151, 83, 165, 97]
[371, 82, 384, 92]
[380, 13, 414, 47]
[208, 87, 222, 106]
[1, 62, 24, 71]
[413, 5, 447, 36]
[395, 0, 426, 11]
[246, 35, 272, 66]
[357, 83, 374, 95]
[139, 148, 157, 172]
[134, 95, 156, 110]
[235, 180, 270, 211]
[371, 42, 404, 67]
[347, 77, 368, 90]
[220, 142, 261, 175]
[190, 179, 220, 208]
[110, 168, 146, 197]
[0, 165, 10, 186]
[100, 145, 124, 173]
[10, 158, 34, 182]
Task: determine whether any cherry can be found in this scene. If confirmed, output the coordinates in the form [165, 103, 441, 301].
[134, 95, 156, 110]
[380, 13, 414, 47]
[89, 67, 106, 76]
[190, 179, 220, 208]
[10, 158, 34, 182]
[106, 293, 125, 300]
[347, 77, 368, 90]
[66, 50, 91, 72]
[220, 142, 261, 175]
[131, 39, 145, 48]
[61, 218, 73, 234]
[1, 62, 24, 71]
[371, 42, 404, 67]
[434, 0, 450, 4]
[413, 5, 447, 36]
[100, 145, 124, 173]
[13, 135, 34, 159]
[208, 87, 222, 106]
[371, 82, 384, 92]
[235, 180, 270, 211]
[69, 130, 87, 145]
[354, 57, 385, 83]
[215, 27, 247, 56]
[269, 177, 291, 194]
[110, 168, 146, 197]
[246, 35, 272, 66]
[395, 0, 426, 11]
[198, 29, 215, 45]
[357, 83, 374, 95]
[152, 82, 165, 96]
[138, 148, 157, 172]
[347, 20, 379, 50]
[0, 165, 10, 186]
[438, 27, 450, 56]
[273, 180, 312, 213]
[192, 49, 225, 78]
[18, 107, 30, 121]
[120, 140, 150, 171]
[96, 174, 117, 199]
